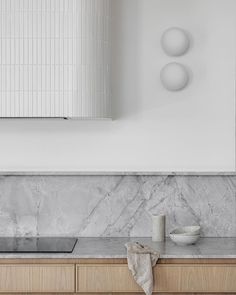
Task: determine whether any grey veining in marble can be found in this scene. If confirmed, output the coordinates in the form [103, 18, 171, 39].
[0, 176, 235, 237]
[0, 237, 235, 259]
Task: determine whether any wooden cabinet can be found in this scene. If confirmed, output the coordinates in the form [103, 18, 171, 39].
[0, 259, 236, 294]
[76, 264, 142, 293]
[0, 264, 75, 293]
[155, 264, 236, 293]
[76, 263, 236, 294]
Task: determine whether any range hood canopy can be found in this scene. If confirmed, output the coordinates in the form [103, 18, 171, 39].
[0, 0, 111, 119]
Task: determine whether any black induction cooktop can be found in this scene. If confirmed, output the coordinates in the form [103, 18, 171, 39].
[0, 237, 77, 253]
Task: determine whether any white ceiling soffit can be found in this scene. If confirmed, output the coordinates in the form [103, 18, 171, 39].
[0, 0, 111, 119]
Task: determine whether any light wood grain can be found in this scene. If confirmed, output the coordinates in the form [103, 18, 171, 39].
[77, 264, 142, 293]
[154, 264, 236, 293]
[0, 293, 233, 295]
[0, 264, 75, 293]
[0, 259, 236, 294]
[77, 264, 236, 293]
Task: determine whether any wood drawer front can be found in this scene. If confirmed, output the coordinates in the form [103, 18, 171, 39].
[0, 264, 75, 293]
[77, 264, 142, 293]
[77, 264, 236, 293]
[154, 264, 236, 293]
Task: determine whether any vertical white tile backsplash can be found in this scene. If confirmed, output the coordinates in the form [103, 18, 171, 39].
[0, 0, 111, 118]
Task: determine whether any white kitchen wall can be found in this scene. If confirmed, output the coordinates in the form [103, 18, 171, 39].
[0, 0, 235, 172]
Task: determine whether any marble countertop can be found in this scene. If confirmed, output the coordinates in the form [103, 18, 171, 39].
[0, 172, 235, 175]
[0, 237, 235, 259]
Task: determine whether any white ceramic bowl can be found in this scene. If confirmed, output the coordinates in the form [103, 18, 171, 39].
[170, 226, 200, 236]
[170, 234, 200, 246]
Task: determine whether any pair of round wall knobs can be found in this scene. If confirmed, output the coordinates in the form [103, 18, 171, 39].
[160, 27, 190, 91]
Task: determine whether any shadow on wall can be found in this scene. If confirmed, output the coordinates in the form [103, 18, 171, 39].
[111, 0, 143, 120]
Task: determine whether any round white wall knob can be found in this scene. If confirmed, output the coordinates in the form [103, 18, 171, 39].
[161, 27, 190, 56]
[160, 63, 189, 91]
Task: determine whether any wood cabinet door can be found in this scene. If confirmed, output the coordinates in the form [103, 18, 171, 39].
[77, 264, 142, 293]
[77, 264, 236, 293]
[154, 264, 236, 293]
[0, 264, 75, 293]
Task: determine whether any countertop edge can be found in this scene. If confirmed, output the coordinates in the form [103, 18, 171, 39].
[0, 255, 236, 259]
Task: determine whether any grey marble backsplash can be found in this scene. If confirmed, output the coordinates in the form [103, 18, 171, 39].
[0, 176, 235, 237]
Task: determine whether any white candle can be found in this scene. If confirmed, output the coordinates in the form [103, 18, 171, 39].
[152, 215, 166, 242]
